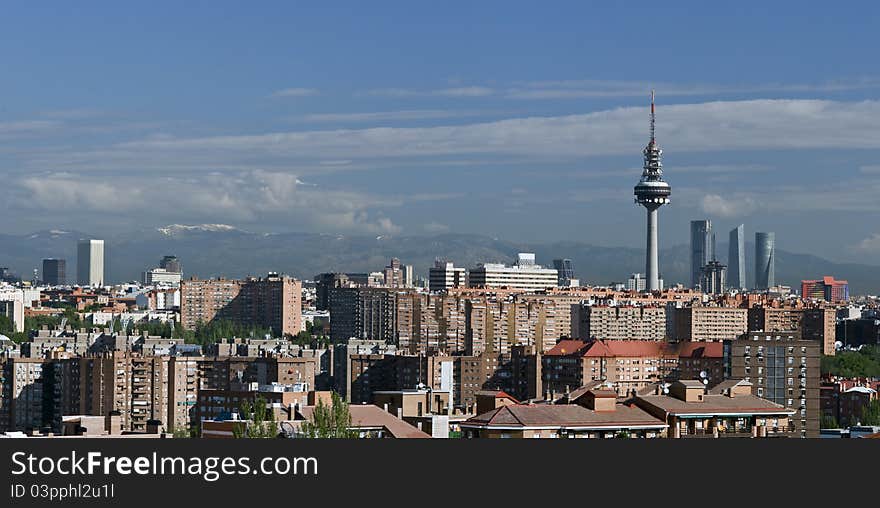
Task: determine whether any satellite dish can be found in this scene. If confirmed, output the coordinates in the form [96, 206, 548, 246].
[699, 371, 708, 379]
[702, 379, 709, 385]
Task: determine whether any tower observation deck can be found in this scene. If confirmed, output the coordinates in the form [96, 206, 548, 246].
[633, 91, 671, 291]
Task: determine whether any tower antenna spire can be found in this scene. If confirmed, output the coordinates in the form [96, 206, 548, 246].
[650, 89, 656, 142]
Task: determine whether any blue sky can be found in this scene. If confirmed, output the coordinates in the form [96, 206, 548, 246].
[2, 1, 880, 262]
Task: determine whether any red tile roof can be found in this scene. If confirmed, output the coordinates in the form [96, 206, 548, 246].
[677, 341, 723, 358]
[545, 340, 590, 356]
[583, 340, 671, 358]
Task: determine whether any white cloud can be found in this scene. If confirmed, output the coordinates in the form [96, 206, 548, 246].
[700, 194, 758, 218]
[301, 109, 490, 123]
[12, 170, 401, 234]
[0, 120, 62, 137]
[856, 234, 880, 252]
[37, 99, 878, 171]
[363, 86, 494, 97]
[504, 78, 880, 100]
[271, 88, 320, 97]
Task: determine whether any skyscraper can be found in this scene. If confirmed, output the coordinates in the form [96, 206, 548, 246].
[76, 239, 105, 287]
[159, 255, 181, 274]
[755, 232, 775, 290]
[728, 224, 745, 290]
[633, 91, 671, 292]
[699, 260, 727, 295]
[690, 219, 714, 288]
[552, 258, 575, 287]
[42, 258, 66, 286]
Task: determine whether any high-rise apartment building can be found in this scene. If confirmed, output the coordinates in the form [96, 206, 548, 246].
[755, 232, 775, 290]
[724, 331, 820, 438]
[668, 306, 748, 342]
[690, 220, 714, 288]
[328, 287, 398, 344]
[382, 258, 413, 288]
[571, 305, 667, 341]
[467, 253, 558, 291]
[42, 258, 66, 286]
[180, 273, 301, 336]
[728, 225, 746, 290]
[76, 239, 105, 287]
[314, 272, 368, 310]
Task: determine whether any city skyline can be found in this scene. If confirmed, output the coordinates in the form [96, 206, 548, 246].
[1, 3, 880, 264]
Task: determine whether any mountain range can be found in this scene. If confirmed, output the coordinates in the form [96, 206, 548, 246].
[1, 224, 878, 295]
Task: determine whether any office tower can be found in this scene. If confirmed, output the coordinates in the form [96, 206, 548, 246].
[41, 258, 66, 286]
[801, 276, 849, 303]
[159, 255, 181, 274]
[690, 219, 715, 288]
[699, 260, 727, 295]
[552, 259, 576, 287]
[76, 239, 105, 287]
[633, 91, 671, 291]
[755, 232, 775, 290]
[428, 260, 467, 292]
[728, 225, 745, 290]
[467, 253, 558, 290]
[403, 264, 414, 288]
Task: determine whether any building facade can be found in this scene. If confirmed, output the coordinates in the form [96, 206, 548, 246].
[755, 232, 776, 290]
[42, 258, 66, 286]
[690, 220, 715, 289]
[728, 225, 746, 290]
[76, 239, 105, 287]
[723, 331, 820, 438]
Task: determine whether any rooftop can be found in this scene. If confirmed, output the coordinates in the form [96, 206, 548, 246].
[463, 403, 666, 430]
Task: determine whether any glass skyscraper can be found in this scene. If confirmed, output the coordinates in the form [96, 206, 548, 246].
[728, 224, 745, 289]
[690, 219, 715, 288]
[755, 232, 775, 290]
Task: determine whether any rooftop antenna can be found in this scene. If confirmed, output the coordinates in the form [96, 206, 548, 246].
[650, 89, 656, 143]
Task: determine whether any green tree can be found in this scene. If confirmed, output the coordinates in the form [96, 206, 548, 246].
[0, 315, 13, 335]
[859, 399, 880, 426]
[233, 396, 278, 438]
[298, 392, 356, 438]
[821, 348, 880, 378]
[820, 415, 839, 429]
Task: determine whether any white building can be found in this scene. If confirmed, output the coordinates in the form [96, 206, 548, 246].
[142, 267, 182, 286]
[428, 260, 467, 292]
[626, 273, 663, 292]
[77, 239, 105, 287]
[0, 286, 39, 333]
[467, 253, 558, 291]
